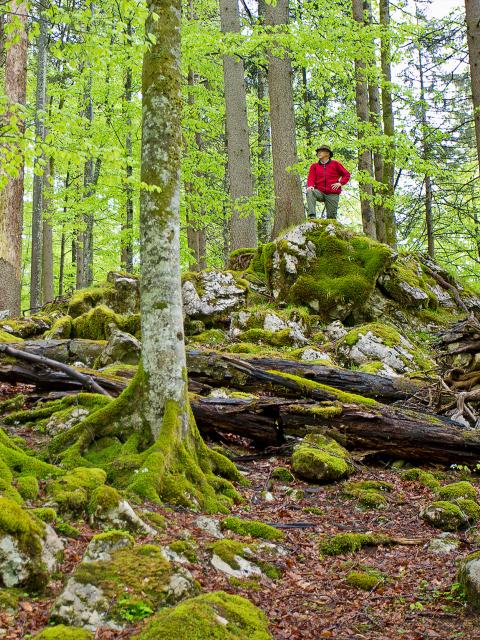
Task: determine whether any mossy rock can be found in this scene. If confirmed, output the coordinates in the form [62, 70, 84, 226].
[455, 498, 480, 523]
[0, 328, 23, 343]
[271, 467, 294, 482]
[44, 315, 73, 339]
[48, 467, 107, 514]
[168, 539, 198, 563]
[221, 516, 283, 541]
[319, 532, 393, 556]
[67, 287, 112, 318]
[132, 590, 272, 640]
[346, 568, 386, 590]
[0, 316, 50, 339]
[436, 481, 478, 502]
[190, 329, 226, 345]
[421, 501, 468, 531]
[292, 433, 354, 483]
[32, 625, 94, 640]
[401, 468, 440, 490]
[16, 475, 39, 500]
[0, 586, 22, 612]
[458, 550, 480, 611]
[71, 305, 121, 340]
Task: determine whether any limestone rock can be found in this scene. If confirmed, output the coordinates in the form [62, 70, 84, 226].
[211, 552, 263, 579]
[458, 551, 480, 611]
[182, 271, 246, 320]
[292, 434, 354, 483]
[194, 516, 223, 539]
[106, 272, 140, 315]
[428, 534, 459, 555]
[88, 486, 156, 536]
[83, 530, 134, 563]
[97, 328, 141, 366]
[68, 339, 106, 366]
[421, 501, 468, 531]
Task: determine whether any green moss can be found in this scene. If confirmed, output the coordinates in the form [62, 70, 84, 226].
[209, 540, 254, 570]
[292, 433, 354, 483]
[319, 532, 393, 556]
[71, 305, 121, 340]
[357, 490, 387, 508]
[271, 467, 294, 482]
[343, 480, 393, 493]
[422, 501, 467, 531]
[437, 482, 478, 502]
[358, 361, 384, 374]
[343, 322, 401, 348]
[346, 568, 386, 590]
[0, 427, 61, 480]
[228, 342, 269, 354]
[401, 468, 440, 489]
[44, 315, 73, 339]
[221, 516, 283, 540]
[48, 467, 107, 513]
[16, 475, 39, 500]
[142, 511, 167, 530]
[32, 507, 57, 523]
[239, 328, 293, 347]
[287, 402, 343, 419]
[0, 393, 25, 415]
[132, 590, 272, 640]
[191, 329, 226, 345]
[0, 587, 22, 611]
[55, 519, 81, 538]
[302, 506, 323, 515]
[458, 550, 480, 611]
[455, 498, 480, 523]
[169, 539, 198, 562]
[87, 485, 121, 516]
[0, 328, 24, 343]
[32, 625, 94, 639]
[67, 286, 112, 318]
[91, 529, 134, 545]
[228, 576, 262, 590]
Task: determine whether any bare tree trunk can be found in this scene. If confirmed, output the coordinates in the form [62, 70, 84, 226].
[266, 0, 304, 238]
[257, 0, 272, 243]
[380, 0, 396, 247]
[418, 43, 434, 258]
[0, 1, 28, 316]
[466, 0, 480, 171]
[219, 0, 257, 250]
[42, 157, 54, 303]
[352, 0, 376, 239]
[30, 10, 48, 310]
[121, 19, 134, 273]
[58, 170, 70, 297]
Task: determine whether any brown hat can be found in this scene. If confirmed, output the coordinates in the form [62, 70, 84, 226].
[315, 145, 333, 157]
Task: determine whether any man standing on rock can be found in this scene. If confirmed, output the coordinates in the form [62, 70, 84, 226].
[306, 146, 351, 220]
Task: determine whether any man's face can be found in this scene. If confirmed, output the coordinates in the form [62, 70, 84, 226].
[317, 150, 330, 162]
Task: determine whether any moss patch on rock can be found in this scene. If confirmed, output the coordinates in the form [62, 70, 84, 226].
[319, 532, 393, 556]
[421, 501, 468, 531]
[221, 516, 283, 541]
[32, 625, 94, 640]
[436, 481, 478, 502]
[271, 467, 294, 482]
[292, 433, 354, 483]
[401, 468, 440, 490]
[346, 568, 386, 590]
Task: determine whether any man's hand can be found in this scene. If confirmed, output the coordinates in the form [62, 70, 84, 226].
[331, 182, 342, 191]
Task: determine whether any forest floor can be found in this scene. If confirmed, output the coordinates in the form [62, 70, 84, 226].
[1, 378, 480, 640]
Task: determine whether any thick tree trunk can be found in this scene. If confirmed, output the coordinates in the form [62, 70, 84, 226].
[0, 0, 28, 317]
[466, 0, 480, 171]
[352, 0, 376, 239]
[30, 10, 48, 311]
[266, 0, 305, 238]
[379, 0, 396, 247]
[219, 0, 257, 250]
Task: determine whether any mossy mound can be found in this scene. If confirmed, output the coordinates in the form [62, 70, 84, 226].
[436, 481, 478, 502]
[132, 591, 272, 640]
[401, 468, 440, 489]
[221, 516, 283, 541]
[44, 315, 73, 339]
[47, 467, 107, 514]
[168, 539, 198, 563]
[292, 433, 354, 483]
[0, 315, 51, 339]
[319, 532, 393, 556]
[455, 498, 480, 523]
[346, 568, 386, 590]
[16, 475, 39, 500]
[0, 328, 23, 343]
[0, 586, 22, 611]
[32, 625, 94, 640]
[342, 480, 392, 509]
[271, 467, 294, 482]
[421, 501, 468, 531]
[71, 305, 139, 340]
[190, 329, 226, 345]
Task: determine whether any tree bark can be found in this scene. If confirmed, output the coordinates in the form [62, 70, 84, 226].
[266, 0, 305, 238]
[121, 19, 134, 273]
[466, 0, 480, 172]
[379, 0, 396, 247]
[257, 1, 272, 243]
[30, 10, 48, 311]
[219, 0, 257, 250]
[352, 0, 376, 239]
[418, 42, 434, 258]
[42, 156, 54, 303]
[0, 0, 28, 317]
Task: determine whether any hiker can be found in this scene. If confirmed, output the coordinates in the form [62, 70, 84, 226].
[306, 145, 351, 220]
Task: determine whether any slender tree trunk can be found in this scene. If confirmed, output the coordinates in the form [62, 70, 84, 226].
[121, 19, 134, 273]
[466, 0, 480, 171]
[380, 0, 396, 246]
[418, 44, 434, 258]
[219, 0, 257, 250]
[42, 157, 54, 303]
[257, 0, 272, 243]
[30, 10, 48, 310]
[266, 0, 304, 238]
[352, 0, 376, 239]
[58, 170, 70, 297]
[0, 1, 28, 316]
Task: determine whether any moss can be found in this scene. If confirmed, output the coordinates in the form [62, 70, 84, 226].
[32, 507, 57, 523]
[358, 361, 384, 374]
[343, 322, 401, 348]
[458, 550, 480, 611]
[319, 532, 393, 556]
[343, 480, 393, 493]
[55, 519, 81, 538]
[191, 329, 226, 345]
[221, 516, 283, 540]
[455, 498, 480, 523]
[87, 485, 121, 516]
[142, 511, 167, 530]
[346, 568, 386, 591]
[73, 544, 186, 617]
[91, 529, 135, 545]
[0, 327, 23, 343]
[436, 481, 478, 502]
[239, 328, 293, 347]
[132, 590, 272, 640]
[292, 433, 354, 483]
[302, 506, 323, 515]
[0, 427, 61, 480]
[357, 490, 387, 508]
[401, 468, 440, 490]
[32, 625, 94, 639]
[0, 393, 25, 416]
[287, 402, 343, 419]
[267, 370, 379, 407]
[48, 467, 107, 513]
[16, 475, 39, 500]
[71, 304, 121, 340]
[67, 286, 112, 318]
[422, 501, 467, 531]
[169, 539, 198, 562]
[44, 315, 73, 339]
[99, 363, 138, 378]
[271, 467, 294, 482]
[227, 342, 267, 354]
[209, 540, 254, 570]
[228, 576, 262, 591]
[0, 587, 22, 611]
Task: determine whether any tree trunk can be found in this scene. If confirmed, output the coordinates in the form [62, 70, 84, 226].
[0, 0, 28, 317]
[30, 10, 48, 311]
[352, 0, 376, 239]
[121, 19, 134, 273]
[266, 0, 305, 238]
[466, 0, 480, 171]
[42, 157, 54, 303]
[379, 0, 396, 247]
[418, 43, 434, 258]
[219, 0, 257, 251]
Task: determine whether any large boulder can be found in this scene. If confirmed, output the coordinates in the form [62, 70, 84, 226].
[51, 544, 197, 630]
[97, 328, 141, 366]
[182, 271, 247, 322]
[0, 498, 63, 591]
[458, 551, 480, 611]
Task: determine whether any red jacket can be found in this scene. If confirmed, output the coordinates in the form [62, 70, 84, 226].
[307, 160, 351, 194]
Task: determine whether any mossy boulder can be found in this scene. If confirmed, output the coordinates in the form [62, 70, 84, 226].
[44, 316, 73, 339]
[0, 497, 63, 590]
[230, 307, 309, 346]
[32, 625, 94, 640]
[182, 270, 247, 321]
[436, 481, 478, 502]
[292, 433, 354, 483]
[457, 551, 480, 611]
[342, 481, 392, 509]
[209, 539, 280, 580]
[71, 305, 121, 340]
[51, 544, 197, 630]
[421, 501, 468, 531]
[47, 467, 107, 514]
[87, 486, 156, 535]
[132, 590, 272, 640]
[83, 530, 134, 563]
[16, 475, 39, 500]
[271, 467, 294, 482]
[0, 328, 23, 343]
[401, 468, 440, 489]
[97, 328, 141, 366]
[221, 517, 283, 541]
[0, 315, 51, 339]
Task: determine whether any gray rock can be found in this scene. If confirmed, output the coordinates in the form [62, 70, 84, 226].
[51, 578, 113, 630]
[107, 272, 140, 315]
[458, 552, 480, 611]
[91, 499, 156, 536]
[211, 551, 263, 579]
[97, 328, 141, 366]
[194, 516, 223, 538]
[428, 534, 459, 555]
[182, 271, 246, 320]
[83, 531, 134, 563]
